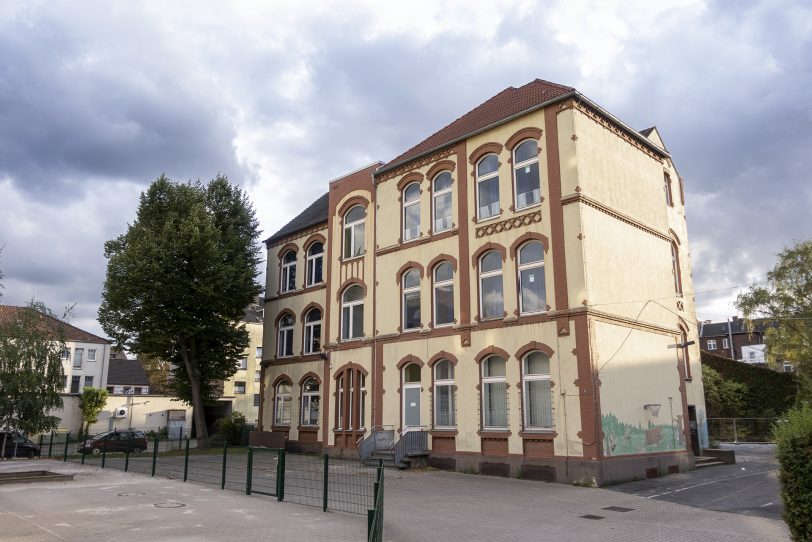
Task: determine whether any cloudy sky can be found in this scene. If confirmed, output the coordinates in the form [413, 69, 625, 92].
[0, 0, 810, 337]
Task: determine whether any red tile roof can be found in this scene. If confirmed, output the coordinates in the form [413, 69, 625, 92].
[380, 79, 576, 171]
[0, 305, 109, 344]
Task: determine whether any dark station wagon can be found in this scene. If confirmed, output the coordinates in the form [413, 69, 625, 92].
[77, 430, 148, 455]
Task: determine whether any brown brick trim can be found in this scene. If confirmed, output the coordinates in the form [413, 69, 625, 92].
[544, 107, 569, 325]
[300, 302, 324, 321]
[274, 308, 296, 326]
[396, 354, 424, 370]
[469, 142, 504, 165]
[474, 346, 510, 364]
[375, 229, 458, 256]
[261, 354, 324, 367]
[270, 283, 326, 302]
[337, 195, 370, 218]
[470, 242, 507, 267]
[298, 371, 322, 386]
[395, 261, 425, 285]
[505, 127, 543, 151]
[509, 232, 550, 260]
[276, 243, 299, 259]
[427, 253, 458, 274]
[335, 278, 368, 303]
[271, 373, 293, 389]
[562, 193, 671, 243]
[303, 233, 327, 252]
[572, 314, 601, 459]
[428, 351, 459, 367]
[376, 146, 455, 183]
[265, 221, 327, 249]
[426, 160, 456, 181]
[669, 228, 681, 245]
[515, 341, 555, 360]
[396, 172, 425, 191]
[333, 361, 369, 377]
[455, 141, 471, 332]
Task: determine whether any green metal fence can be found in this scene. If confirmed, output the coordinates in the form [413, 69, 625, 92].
[367, 464, 384, 542]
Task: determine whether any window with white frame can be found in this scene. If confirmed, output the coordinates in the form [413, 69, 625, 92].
[402, 183, 421, 242]
[402, 269, 421, 330]
[523, 352, 553, 429]
[234, 381, 246, 394]
[300, 378, 320, 426]
[707, 339, 717, 350]
[722, 337, 730, 349]
[255, 370, 261, 382]
[479, 251, 504, 319]
[256, 346, 263, 359]
[237, 357, 248, 370]
[433, 171, 453, 233]
[513, 140, 540, 209]
[434, 360, 455, 428]
[343, 205, 366, 259]
[336, 374, 344, 429]
[359, 373, 366, 429]
[476, 154, 500, 220]
[87, 349, 97, 361]
[306, 242, 324, 285]
[280, 250, 297, 292]
[304, 308, 322, 354]
[73, 348, 84, 368]
[61, 348, 71, 360]
[84, 376, 94, 389]
[274, 380, 292, 425]
[433, 262, 454, 326]
[518, 241, 546, 314]
[70, 376, 81, 393]
[277, 314, 294, 357]
[482, 356, 507, 428]
[672, 242, 682, 295]
[341, 285, 364, 340]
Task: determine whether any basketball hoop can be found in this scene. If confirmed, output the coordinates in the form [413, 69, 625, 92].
[644, 404, 661, 417]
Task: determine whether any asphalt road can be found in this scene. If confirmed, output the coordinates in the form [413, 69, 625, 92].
[608, 444, 782, 520]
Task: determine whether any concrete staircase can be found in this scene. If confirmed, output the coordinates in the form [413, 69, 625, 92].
[694, 455, 727, 469]
[364, 449, 401, 469]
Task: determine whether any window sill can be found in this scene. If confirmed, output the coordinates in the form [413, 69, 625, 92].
[341, 254, 365, 264]
[271, 425, 291, 432]
[514, 202, 542, 213]
[430, 429, 458, 437]
[478, 430, 511, 438]
[476, 214, 502, 224]
[519, 429, 556, 438]
[297, 425, 319, 432]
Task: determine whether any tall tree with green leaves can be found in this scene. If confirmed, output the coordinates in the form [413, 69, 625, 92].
[99, 175, 262, 447]
[0, 301, 67, 456]
[79, 387, 108, 437]
[737, 239, 812, 400]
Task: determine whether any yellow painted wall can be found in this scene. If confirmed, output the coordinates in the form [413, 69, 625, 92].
[223, 320, 263, 424]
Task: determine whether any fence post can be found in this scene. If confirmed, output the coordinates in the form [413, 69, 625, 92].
[38, 434, 43, 453]
[63, 432, 70, 462]
[368, 510, 374, 538]
[245, 447, 253, 495]
[101, 441, 107, 468]
[151, 438, 158, 477]
[277, 449, 285, 502]
[48, 432, 54, 458]
[733, 418, 739, 444]
[221, 441, 228, 490]
[322, 454, 329, 512]
[183, 438, 190, 482]
[178, 429, 183, 451]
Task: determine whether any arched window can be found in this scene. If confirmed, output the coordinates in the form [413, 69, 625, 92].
[678, 324, 692, 380]
[522, 352, 553, 429]
[402, 363, 422, 428]
[671, 242, 682, 294]
[664, 172, 674, 207]
[479, 251, 503, 319]
[476, 154, 500, 220]
[513, 139, 540, 209]
[300, 378, 320, 426]
[402, 269, 421, 331]
[482, 356, 507, 428]
[306, 242, 324, 286]
[274, 380, 292, 426]
[303, 308, 321, 354]
[341, 285, 364, 340]
[335, 368, 366, 431]
[277, 314, 294, 357]
[433, 262, 454, 327]
[335, 373, 344, 429]
[433, 360, 455, 428]
[403, 183, 421, 242]
[518, 241, 546, 314]
[280, 250, 296, 293]
[343, 205, 366, 259]
[433, 172, 453, 233]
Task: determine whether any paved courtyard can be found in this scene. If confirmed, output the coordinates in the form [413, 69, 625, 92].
[1, 453, 790, 542]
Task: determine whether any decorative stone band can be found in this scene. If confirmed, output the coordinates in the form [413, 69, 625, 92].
[475, 209, 542, 238]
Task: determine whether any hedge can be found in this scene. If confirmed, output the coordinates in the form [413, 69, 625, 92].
[773, 405, 812, 541]
[701, 351, 797, 417]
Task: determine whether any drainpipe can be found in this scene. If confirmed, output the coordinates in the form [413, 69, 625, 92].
[727, 319, 735, 360]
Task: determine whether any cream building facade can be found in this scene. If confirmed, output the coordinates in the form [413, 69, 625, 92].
[257, 80, 707, 485]
[221, 301, 264, 425]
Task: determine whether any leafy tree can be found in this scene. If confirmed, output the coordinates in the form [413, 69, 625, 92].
[99, 175, 261, 447]
[701, 364, 748, 418]
[0, 301, 66, 456]
[138, 353, 173, 395]
[737, 240, 812, 400]
[79, 387, 108, 437]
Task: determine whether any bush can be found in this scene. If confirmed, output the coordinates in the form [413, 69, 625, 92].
[214, 411, 247, 446]
[773, 405, 812, 541]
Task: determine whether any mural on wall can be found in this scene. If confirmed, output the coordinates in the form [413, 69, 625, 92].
[602, 413, 686, 456]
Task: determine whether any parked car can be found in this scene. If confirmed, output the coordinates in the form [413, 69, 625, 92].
[77, 430, 148, 455]
[0, 431, 41, 459]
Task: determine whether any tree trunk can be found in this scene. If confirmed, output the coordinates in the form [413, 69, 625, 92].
[182, 340, 209, 449]
[1, 431, 7, 460]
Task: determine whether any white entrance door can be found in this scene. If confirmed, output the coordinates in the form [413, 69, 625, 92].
[403, 386, 421, 428]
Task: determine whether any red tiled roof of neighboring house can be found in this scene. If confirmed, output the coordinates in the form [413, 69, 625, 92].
[0, 305, 109, 344]
[380, 78, 576, 171]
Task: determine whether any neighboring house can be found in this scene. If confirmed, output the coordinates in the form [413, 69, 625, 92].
[220, 298, 264, 425]
[106, 356, 151, 395]
[0, 304, 110, 394]
[257, 79, 706, 486]
[699, 317, 774, 365]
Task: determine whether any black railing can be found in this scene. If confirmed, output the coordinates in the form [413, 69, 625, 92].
[367, 463, 385, 542]
[393, 427, 429, 467]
